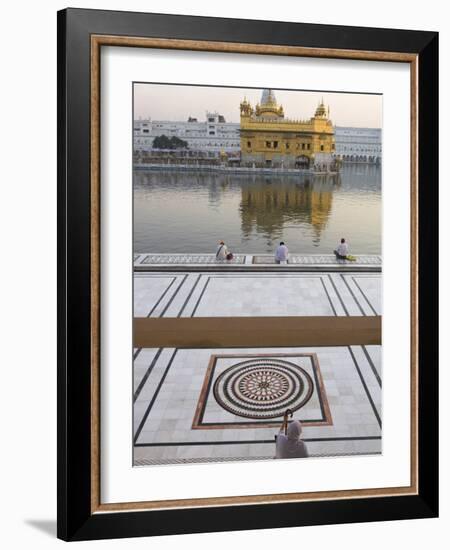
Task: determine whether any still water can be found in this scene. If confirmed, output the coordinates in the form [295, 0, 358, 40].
[134, 164, 381, 255]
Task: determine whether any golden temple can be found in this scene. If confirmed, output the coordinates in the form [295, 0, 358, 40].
[240, 89, 336, 170]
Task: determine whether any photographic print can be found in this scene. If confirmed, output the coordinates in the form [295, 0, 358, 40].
[58, 10, 438, 539]
[132, 83, 382, 466]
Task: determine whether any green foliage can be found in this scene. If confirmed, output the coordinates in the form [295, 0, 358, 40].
[152, 135, 188, 150]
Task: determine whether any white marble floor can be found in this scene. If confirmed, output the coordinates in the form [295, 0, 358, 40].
[133, 271, 382, 465]
[134, 253, 382, 268]
[133, 272, 382, 318]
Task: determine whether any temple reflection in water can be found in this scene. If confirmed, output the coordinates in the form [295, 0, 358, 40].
[239, 175, 339, 246]
[133, 164, 380, 254]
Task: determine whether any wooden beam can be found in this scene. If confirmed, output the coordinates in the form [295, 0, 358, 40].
[133, 316, 381, 348]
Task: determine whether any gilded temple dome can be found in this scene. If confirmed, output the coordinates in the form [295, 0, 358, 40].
[314, 98, 328, 118]
[259, 89, 284, 118]
[261, 88, 277, 105]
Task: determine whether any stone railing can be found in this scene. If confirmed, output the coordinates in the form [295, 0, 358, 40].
[134, 253, 382, 271]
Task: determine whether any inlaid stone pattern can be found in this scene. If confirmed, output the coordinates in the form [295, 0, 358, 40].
[132, 271, 382, 464]
[213, 358, 314, 419]
[141, 254, 246, 265]
[252, 254, 382, 265]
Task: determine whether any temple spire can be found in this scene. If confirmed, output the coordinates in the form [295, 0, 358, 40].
[261, 89, 276, 106]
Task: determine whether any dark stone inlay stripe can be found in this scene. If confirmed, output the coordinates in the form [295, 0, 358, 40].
[309, 355, 326, 420]
[135, 435, 382, 447]
[178, 274, 201, 317]
[190, 277, 211, 317]
[147, 277, 176, 317]
[348, 346, 382, 428]
[362, 345, 382, 388]
[351, 276, 379, 315]
[327, 274, 349, 315]
[133, 347, 163, 402]
[158, 274, 188, 317]
[199, 418, 324, 427]
[134, 349, 178, 444]
[340, 274, 366, 316]
[198, 354, 216, 425]
[320, 277, 337, 316]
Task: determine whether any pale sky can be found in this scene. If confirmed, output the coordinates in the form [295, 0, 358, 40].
[134, 83, 382, 128]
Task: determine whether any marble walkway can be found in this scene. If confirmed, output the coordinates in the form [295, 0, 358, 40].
[134, 253, 382, 272]
[133, 271, 382, 465]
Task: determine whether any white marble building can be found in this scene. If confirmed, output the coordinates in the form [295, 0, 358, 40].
[134, 112, 240, 157]
[134, 117, 382, 164]
[334, 127, 382, 164]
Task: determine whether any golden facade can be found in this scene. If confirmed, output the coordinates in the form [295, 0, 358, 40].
[239, 177, 337, 242]
[240, 89, 336, 170]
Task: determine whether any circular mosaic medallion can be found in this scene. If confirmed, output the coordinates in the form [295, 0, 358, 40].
[213, 359, 314, 419]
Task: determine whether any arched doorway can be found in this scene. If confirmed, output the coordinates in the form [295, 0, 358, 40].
[295, 155, 310, 168]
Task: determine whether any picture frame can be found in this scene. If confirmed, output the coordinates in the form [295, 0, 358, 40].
[57, 7, 438, 541]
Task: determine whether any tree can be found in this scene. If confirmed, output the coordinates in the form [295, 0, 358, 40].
[152, 135, 188, 150]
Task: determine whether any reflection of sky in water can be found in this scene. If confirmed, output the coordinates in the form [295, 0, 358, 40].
[133, 164, 381, 254]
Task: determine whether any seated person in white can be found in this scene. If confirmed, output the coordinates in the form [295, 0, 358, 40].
[276, 419, 309, 459]
[275, 241, 289, 264]
[334, 238, 349, 259]
[215, 240, 229, 261]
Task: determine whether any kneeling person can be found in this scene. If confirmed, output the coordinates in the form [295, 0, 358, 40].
[334, 237, 349, 260]
[276, 419, 309, 459]
[275, 241, 289, 264]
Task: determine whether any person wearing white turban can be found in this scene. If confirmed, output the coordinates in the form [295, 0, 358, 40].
[215, 240, 229, 261]
[276, 420, 309, 459]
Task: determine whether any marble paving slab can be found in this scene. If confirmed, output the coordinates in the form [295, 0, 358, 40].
[134, 253, 382, 269]
[133, 270, 382, 465]
[134, 345, 381, 464]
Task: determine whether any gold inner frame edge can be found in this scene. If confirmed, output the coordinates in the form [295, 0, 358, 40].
[89, 34, 419, 514]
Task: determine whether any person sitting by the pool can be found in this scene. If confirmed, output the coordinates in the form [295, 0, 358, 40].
[276, 418, 309, 459]
[275, 241, 289, 264]
[216, 240, 229, 261]
[334, 238, 349, 260]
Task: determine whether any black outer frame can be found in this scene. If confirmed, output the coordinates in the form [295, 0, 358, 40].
[57, 8, 438, 541]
